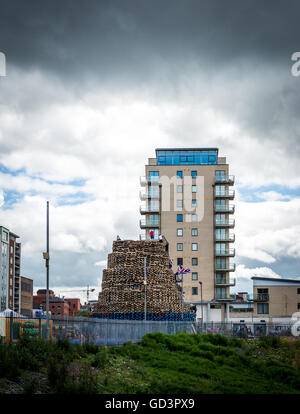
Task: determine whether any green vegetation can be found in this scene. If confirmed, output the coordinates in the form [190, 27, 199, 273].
[0, 332, 300, 394]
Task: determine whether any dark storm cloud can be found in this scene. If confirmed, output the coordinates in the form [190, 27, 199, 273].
[1, 0, 300, 84]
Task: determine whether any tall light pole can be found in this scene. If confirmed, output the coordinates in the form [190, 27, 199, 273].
[43, 201, 50, 340]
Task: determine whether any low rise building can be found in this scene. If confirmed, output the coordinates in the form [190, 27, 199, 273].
[20, 276, 33, 318]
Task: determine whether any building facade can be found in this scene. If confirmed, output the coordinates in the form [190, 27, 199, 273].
[20, 276, 33, 318]
[0, 226, 21, 312]
[33, 289, 81, 317]
[139, 148, 235, 320]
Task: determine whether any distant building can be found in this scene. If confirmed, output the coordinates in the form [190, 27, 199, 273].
[228, 276, 300, 324]
[20, 276, 33, 318]
[33, 289, 81, 317]
[65, 298, 81, 316]
[0, 226, 21, 312]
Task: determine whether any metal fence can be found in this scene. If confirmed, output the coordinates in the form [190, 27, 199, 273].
[194, 322, 297, 338]
[1, 315, 299, 345]
[51, 316, 193, 345]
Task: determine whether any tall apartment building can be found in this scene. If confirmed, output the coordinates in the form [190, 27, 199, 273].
[0, 226, 21, 312]
[139, 148, 235, 321]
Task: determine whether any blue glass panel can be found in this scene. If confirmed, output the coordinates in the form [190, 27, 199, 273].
[177, 214, 183, 222]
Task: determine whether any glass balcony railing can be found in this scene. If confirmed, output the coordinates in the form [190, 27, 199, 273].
[215, 263, 236, 271]
[215, 219, 235, 227]
[139, 190, 160, 200]
[214, 204, 235, 213]
[215, 233, 235, 242]
[140, 204, 160, 214]
[215, 248, 235, 257]
[139, 219, 160, 228]
[214, 189, 235, 198]
[247, 293, 269, 302]
[215, 277, 236, 286]
[215, 175, 235, 184]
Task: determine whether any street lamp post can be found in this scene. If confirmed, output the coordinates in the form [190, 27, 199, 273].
[42, 201, 50, 340]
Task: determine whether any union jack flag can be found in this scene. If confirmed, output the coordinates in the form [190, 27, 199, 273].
[177, 265, 191, 275]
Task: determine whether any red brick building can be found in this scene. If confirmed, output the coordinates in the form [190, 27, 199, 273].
[65, 298, 81, 316]
[33, 289, 81, 317]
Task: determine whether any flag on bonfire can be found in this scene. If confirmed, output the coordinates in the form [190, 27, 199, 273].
[176, 265, 191, 275]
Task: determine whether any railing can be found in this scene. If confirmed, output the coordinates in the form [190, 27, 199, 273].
[139, 219, 160, 228]
[215, 233, 235, 242]
[215, 277, 236, 286]
[140, 176, 160, 186]
[215, 248, 235, 257]
[215, 175, 235, 184]
[216, 263, 236, 271]
[214, 204, 235, 213]
[214, 190, 235, 198]
[247, 293, 269, 302]
[140, 205, 160, 214]
[139, 190, 160, 200]
[215, 219, 235, 227]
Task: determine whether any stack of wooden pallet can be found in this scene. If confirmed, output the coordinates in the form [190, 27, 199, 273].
[94, 240, 190, 314]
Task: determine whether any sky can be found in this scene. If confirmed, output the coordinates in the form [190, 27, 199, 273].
[0, 0, 300, 304]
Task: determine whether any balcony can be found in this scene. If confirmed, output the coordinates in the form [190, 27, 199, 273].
[140, 219, 160, 229]
[140, 176, 160, 186]
[214, 204, 235, 214]
[140, 205, 160, 215]
[215, 233, 235, 243]
[247, 293, 269, 302]
[215, 175, 235, 185]
[215, 219, 235, 228]
[214, 189, 235, 199]
[139, 234, 159, 241]
[139, 190, 160, 201]
[216, 263, 236, 272]
[215, 277, 236, 287]
[215, 295, 234, 301]
[215, 248, 235, 257]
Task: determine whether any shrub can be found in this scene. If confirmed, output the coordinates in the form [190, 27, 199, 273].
[0, 345, 21, 380]
[83, 341, 99, 355]
[92, 347, 109, 369]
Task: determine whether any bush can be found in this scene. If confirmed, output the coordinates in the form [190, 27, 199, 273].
[83, 341, 99, 355]
[259, 335, 282, 349]
[0, 345, 21, 380]
[91, 347, 109, 369]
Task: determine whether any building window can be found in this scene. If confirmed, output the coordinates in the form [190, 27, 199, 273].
[191, 171, 197, 178]
[177, 228, 183, 237]
[177, 199, 183, 209]
[10, 267, 12, 275]
[297, 288, 300, 294]
[177, 258, 183, 266]
[191, 228, 198, 236]
[10, 246, 13, 254]
[192, 287, 198, 295]
[192, 258, 198, 266]
[192, 272, 198, 281]
[216, 287, 227, 299]
[216, 273, 226, 284]
[192, 185, 197, 193]
[149, 171, 159, 182]
[215, 170, 226, 181]
[192, 199, 197, 207]
[177, 185, 183, 193]
[177, 171, 183, 178]
[177, 214, 183, 222]
[192, 243, 198, 251]
[177, 243, 183, 251]
[191, 214, 197, 222]
[298, 303, 300, 310]
[257, 303, 269, 314]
